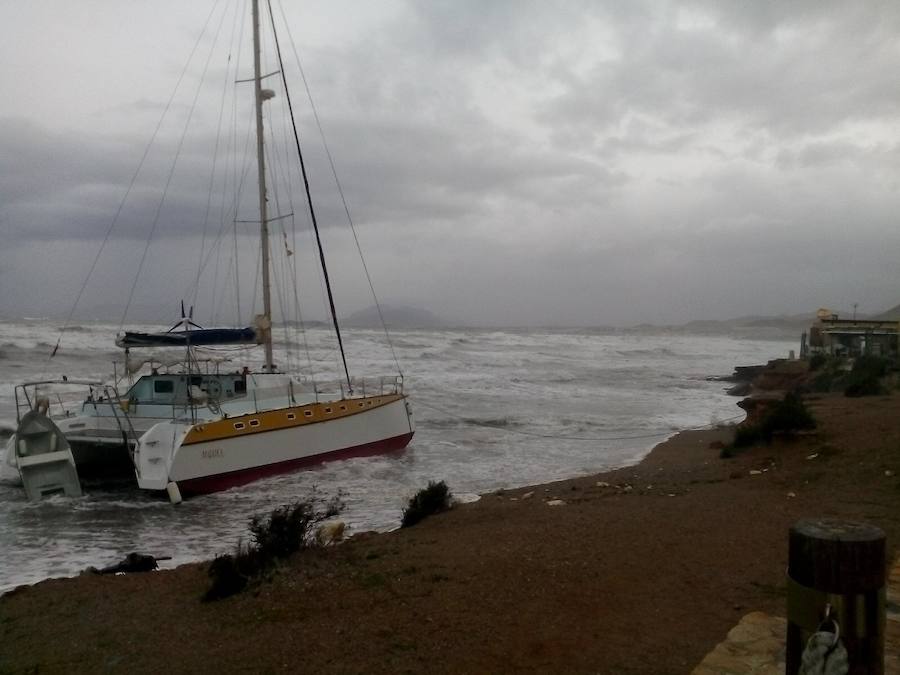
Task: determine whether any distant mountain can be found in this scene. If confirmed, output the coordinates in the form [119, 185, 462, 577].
[342, 305, 449, 328]
[626, 303, 900, 336]
[870, 303, 900, 321]
[686, 313, 814, 331]
[626, 312, 816, 338]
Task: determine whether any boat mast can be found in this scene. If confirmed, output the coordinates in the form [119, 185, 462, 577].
[252, 0, 275, 372]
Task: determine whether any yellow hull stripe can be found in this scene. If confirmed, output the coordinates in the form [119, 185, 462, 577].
[183, 393, 405, 445]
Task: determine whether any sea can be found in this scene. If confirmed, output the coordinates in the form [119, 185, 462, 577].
[0, 318, 796, 591]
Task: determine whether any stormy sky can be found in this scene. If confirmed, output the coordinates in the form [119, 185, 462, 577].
[1, 0, 899, 328]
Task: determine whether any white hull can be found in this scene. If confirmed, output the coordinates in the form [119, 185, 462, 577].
[135, 395, 414, 496]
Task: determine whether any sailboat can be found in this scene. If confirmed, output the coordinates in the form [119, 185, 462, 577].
[5, 0, 414, 501]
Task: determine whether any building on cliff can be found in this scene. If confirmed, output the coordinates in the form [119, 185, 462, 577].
[808, 307, 899, 357]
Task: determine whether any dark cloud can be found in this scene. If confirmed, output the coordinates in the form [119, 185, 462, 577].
[1, 1, 899, 326]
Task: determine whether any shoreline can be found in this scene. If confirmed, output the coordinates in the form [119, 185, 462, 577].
[0, 427, 712, 594]
[2, 390, 899, 673]
[0, 411, 737, 593]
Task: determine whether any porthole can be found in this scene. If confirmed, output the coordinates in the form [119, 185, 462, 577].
[287, 413, 296, 420]
[249, 419, 260, 427]
[234, 422, 245, 430]
[304, 410, 313, 417]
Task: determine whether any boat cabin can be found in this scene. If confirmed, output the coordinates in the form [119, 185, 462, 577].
[124, 373, 247, 406]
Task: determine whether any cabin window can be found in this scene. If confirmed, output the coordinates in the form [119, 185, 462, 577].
[339, 405, 346, 411]
[304, 410, 312, 417]
[154, 380, 175, 394]
[190, 375, 202, 386]
[287, 413, 296, 420]
[249, 419, 260, 427]
[234, 422, 245, 430]
[234, 379, 247, 394]
[324, 407, 332, 414]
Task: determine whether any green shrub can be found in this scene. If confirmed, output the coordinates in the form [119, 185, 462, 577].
[204, 542, 263, 601]
[852, 354, 888, 378]
[809, 370, 839, 393]
[845, 376, 883, 397]
[844, 355, 889, 397]
[204, 497, 342, 602]
[808, 354, 827, 371]
[759, 392, 816, 441]
[250, 502, 316, 560]
[725, 392, 816, 455]
[401, 480, 452, 528]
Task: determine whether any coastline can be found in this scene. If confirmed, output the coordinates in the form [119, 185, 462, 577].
[2, 390, 899, 673]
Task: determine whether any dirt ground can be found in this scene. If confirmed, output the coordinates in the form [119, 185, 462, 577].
[2, 391, 899, 674]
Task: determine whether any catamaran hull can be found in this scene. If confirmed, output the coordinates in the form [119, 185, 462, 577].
[177, 430, 413, 496]
[136, 395, 414, 497]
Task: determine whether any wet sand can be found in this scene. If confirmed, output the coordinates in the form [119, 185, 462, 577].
[2, 391, 899, 674]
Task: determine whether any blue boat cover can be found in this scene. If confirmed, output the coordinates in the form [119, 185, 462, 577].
[115, 327, 258, 348]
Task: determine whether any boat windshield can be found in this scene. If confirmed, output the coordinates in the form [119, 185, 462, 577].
[124, 374, 246, 405]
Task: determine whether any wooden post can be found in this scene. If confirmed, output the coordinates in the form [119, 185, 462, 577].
[786, 519, 886, 674]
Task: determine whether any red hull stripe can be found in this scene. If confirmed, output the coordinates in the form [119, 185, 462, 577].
[176, 431, 414, 497]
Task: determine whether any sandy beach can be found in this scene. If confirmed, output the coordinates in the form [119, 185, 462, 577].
[2, 389, 899, 674]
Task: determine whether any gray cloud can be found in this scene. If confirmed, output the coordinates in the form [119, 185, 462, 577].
[1, 1, 899, 326]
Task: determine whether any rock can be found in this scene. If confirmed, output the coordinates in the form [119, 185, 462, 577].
[749, 470, 762, 476]
[622, 485, 633, 493]
[886, 470, 895, 477]
[546, 499, 566, 506]
[736, 395, 781, 427]
[786, 492, 797, 498]
[596, 481, 611, 488]
[732, 365, 767, 381]
[806, 453, 818, 460]
[726, 382, 752, 397]
[316, 520, 346, 546]
[521, 491, 535, 500]
[98, 552, 161, 575]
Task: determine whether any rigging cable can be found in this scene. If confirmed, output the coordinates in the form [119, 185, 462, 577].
[119, 1, 229, 331]
[228, 7, 249, 325]
[261, 75, 302, 374]
[192, 0, 242, 315]
[267, 0, 352, 392]
[275, 0, 403, 379]
[273, 66, 316, 380]
[49, 1, 223, 359]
